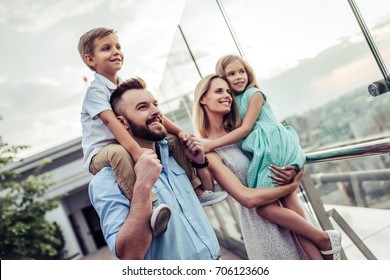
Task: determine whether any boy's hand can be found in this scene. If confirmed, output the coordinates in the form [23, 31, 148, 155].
[178, 131, 187, 142]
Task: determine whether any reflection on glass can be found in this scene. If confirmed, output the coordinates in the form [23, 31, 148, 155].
[159, 0, 390, 207]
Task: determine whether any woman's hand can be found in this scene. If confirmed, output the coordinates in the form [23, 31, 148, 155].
[291, 168, 304, 187]
[268, 164, 298, 185]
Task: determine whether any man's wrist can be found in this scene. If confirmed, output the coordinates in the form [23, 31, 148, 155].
[191, 156, 209, 169]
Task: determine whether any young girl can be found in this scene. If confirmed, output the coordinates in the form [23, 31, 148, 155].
[204, 54, 342, 260]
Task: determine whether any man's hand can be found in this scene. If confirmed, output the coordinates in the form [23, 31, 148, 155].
[269, 164, 298, 185]
[181, 134, 206, 165]
[134, 149, 162, 190]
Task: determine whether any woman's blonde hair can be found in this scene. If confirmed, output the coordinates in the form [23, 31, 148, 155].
[193, 74, 241, 138]
[215, 54, 260, 90]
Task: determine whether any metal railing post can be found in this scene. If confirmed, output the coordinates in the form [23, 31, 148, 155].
[347, 0, 390, 96]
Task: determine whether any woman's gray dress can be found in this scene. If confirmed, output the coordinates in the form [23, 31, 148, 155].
[214, 143, 309, 260]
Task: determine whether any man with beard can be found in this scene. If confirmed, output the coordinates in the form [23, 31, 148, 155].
[88, 77, 220, 260]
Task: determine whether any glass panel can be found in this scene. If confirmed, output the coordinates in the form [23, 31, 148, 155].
[159, 0, 390, 259]
[218, 0, 390, 147]
[355, 0, 390, 71]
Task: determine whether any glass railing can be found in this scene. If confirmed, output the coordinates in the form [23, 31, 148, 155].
[203, 138, 390, 260]
[156, 0, 390, 259]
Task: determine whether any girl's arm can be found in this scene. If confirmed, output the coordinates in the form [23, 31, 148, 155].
[207, 151, 302, 208]
[205, 92, 264, 152]
[99, 110, 144, 161]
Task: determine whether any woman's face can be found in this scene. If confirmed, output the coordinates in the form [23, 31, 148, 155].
[200, 77, 232, 116]
[224, 59, 248, 93]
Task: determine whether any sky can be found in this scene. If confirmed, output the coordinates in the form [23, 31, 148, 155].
[0, 0, 185, 158]
[1, 0, 390, 159]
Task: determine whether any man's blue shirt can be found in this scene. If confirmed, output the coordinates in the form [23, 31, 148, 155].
[88, 138, 220, 260]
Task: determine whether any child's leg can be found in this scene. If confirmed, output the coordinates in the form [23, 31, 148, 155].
[90, 144, 170, 237]
[280, 193, 324, 259]
[166, 134, 203, 191]
[89, 144, 144, 201]
[256, 196, 329, 259]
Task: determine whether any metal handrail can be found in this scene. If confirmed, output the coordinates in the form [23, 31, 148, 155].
[306, 137, 390, 164]
[302, 137, 390, 260]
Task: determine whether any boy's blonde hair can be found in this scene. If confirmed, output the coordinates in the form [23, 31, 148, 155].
[193, 74, 241, 138]
[215, 54, 260, 90]
[77, 27, 117, 71]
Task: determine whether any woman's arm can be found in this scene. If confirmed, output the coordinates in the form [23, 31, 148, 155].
[207, 151, 302, 208]
[99, 110, 144, 161]
[204, 92, 264, 152]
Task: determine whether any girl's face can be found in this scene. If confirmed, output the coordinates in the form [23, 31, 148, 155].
[200, 78, 233, 116]
[224, 59, 248, 93]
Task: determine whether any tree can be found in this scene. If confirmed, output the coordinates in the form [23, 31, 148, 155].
[0, 134, 65, 259]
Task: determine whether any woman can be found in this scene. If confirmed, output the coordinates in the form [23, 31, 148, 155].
[193, 74, 315, 259]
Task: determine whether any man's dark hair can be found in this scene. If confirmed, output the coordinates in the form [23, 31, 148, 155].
[110, 77, 147, 115]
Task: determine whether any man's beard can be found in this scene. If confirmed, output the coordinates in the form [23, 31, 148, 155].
[127, 117, 167, 141]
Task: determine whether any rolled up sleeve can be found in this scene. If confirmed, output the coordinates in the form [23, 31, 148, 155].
[88, 167, 130, 257]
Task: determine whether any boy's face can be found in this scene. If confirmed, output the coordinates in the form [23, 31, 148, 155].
[85, 34, 124, 79]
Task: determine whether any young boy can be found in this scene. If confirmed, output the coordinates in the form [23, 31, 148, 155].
[78, 27, 227, 237]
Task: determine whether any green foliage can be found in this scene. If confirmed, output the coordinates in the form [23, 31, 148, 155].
[0, 135, 65, 259]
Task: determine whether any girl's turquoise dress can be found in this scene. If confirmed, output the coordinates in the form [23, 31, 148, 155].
[235, 87, 306, 188]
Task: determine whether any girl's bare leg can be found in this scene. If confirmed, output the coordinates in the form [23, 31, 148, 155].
[256, 194, 332, 259]
[281, 193, 324, 259]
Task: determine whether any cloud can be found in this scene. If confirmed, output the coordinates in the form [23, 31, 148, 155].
[0, 75, 84, 157]
[0, 0, 105, 32]
[262, 20, 390, 119]
[0, 0, 185, 158]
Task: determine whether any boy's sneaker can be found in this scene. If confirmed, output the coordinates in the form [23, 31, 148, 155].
[198, 190, 229, 207]
[150, 204, 171, 238]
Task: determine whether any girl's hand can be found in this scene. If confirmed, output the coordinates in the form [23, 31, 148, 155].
[268, 164, 298, 185]
[203, 141, 214, 153]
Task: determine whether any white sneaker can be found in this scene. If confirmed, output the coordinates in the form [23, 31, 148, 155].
[150, 204, 171, 238]
[198, 190, 228, 207]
